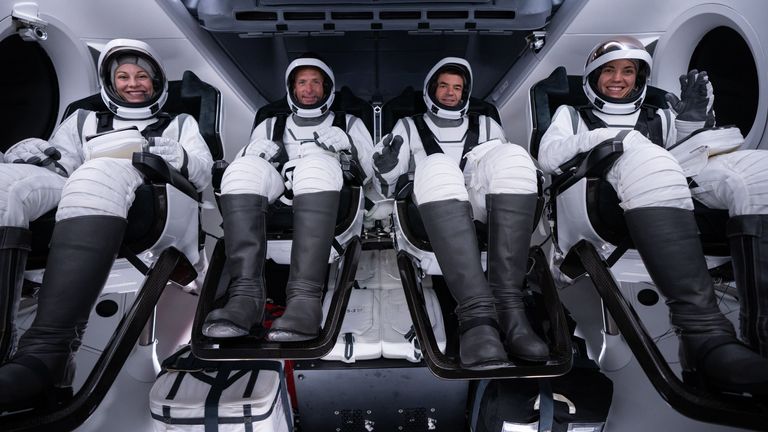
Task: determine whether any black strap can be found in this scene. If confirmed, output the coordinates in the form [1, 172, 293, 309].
[344, 332, 354, 360]
[537, 379, 555, 432]
[204, 363, 233, 432]
[411, 113, 480, 171]
[267, 113, 290, 167]
[470, 379, 491, 430]
[460, 113, 480, 171]
[95, 111, 177, 140]
[332, 110, 347, 130]
[578, 105, 664, 147]
[165, 371, 187, 400]
[411, 114, 443, 157]
[458, 317, 500, 335]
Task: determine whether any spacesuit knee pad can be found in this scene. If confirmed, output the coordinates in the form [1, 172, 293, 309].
[608, 144, 693, 211]
[699, 151, 768, 216]
[478, 144, 538, 194]
[57, 158, 144, 221]
[413, 153, 468, 205]
[292, 153, 343, 196]
[221, 156, 284, 201]
[0, 164, 65, 227]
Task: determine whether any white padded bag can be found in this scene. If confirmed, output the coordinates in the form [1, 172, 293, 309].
[321, 286, 382, 363]
[381, 286, 447, 362]
[149, 346, 293, 432]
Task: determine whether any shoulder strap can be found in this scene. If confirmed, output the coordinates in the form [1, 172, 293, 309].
[332, 110, 347, 131]
[459, 112, 480, 171]
[411, 114, 443, 156]
[96, 111, 114, 134]
[270, 113, 290, 167]
[141, 113, 177, 140]
[634, 105, 664, 146]
[577, 106, 607, 131]
[565, 106, 579, 135]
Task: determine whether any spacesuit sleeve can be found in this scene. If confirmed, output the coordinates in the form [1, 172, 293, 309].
[167, 114, 214, 191]
[372, 118, 412, 198]
[234, 120, 272, 160]
[346, 114, 375, 185]
[536, 105, 617, 174]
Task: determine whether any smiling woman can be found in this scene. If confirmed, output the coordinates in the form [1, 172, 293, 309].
[114, 63, 155, 103]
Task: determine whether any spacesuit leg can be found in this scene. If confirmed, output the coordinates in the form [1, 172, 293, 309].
[470, 144, 550, 361]
[0, 164, 64, 362]
[607, 139, 768, 394]
[691, 151, 768, 356]
[0, 227, 30, 362]
[203, 156, 284, 338]
[413, 154, 508, 369]
[0, 159, 142, 410]
[268, 153, 343, 342]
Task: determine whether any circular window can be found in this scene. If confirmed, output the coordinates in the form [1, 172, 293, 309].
[0, 35, 59, 152]
[689, 26, 757, 136]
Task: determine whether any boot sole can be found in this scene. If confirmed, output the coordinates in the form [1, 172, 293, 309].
[202, 321, 250, 338]
[266, 328, 319, 342]
[460, 359, 512, 371]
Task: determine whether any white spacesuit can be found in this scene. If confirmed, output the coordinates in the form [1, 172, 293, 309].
[0, 38, 212, 410]
[203, 56, 374, 342]
[538, 36, 768, 394]
[372, 57, 548, 370]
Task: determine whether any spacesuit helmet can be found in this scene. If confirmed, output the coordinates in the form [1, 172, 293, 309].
[285, 54, 335, 118]
[423, 57, 473, 120]
[98, 38, 168, 120]
[583, 36, 652, 115]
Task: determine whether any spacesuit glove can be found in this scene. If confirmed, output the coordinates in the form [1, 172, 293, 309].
[313, 126, 351, 153]
[243, 138, 281, 161]
[372, 133, 404, 175]
[4, 138, 68, 175]
[665, 69, 714, 122]
[148, 136, 186, 171]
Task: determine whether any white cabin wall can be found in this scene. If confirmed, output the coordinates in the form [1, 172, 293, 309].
[493, 0, 768, 152]
[1, 0, 262, 163]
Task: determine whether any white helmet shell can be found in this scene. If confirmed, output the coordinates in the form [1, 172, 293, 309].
[423, 57, 473, 120]
[98, 38, 168, 120]
[583, 36, 653, 115]
[285, 57, 335, 118]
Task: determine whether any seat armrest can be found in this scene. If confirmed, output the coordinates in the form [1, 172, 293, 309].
[132, 152, 199, 200]
[550, 140, 624, 194]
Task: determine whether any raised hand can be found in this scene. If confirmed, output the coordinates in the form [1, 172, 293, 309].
[372, 133, 404, 174]
[665, 69, 714, 122]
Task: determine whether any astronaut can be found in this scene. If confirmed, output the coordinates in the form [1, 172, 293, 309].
[538, 36, 768, 394]
[0, 38, 212, 410]
[202, 55, 374, 342]
[372, 57, 549, 370]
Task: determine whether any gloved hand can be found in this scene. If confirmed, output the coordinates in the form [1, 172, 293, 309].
[148, 136, 186, 171]
[665, 69, 714, 122]
[243, 138, 281, 161]
[372, 133, 404, 175]
[313, 126, 351, 153]
[4, 138, 67, 174]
